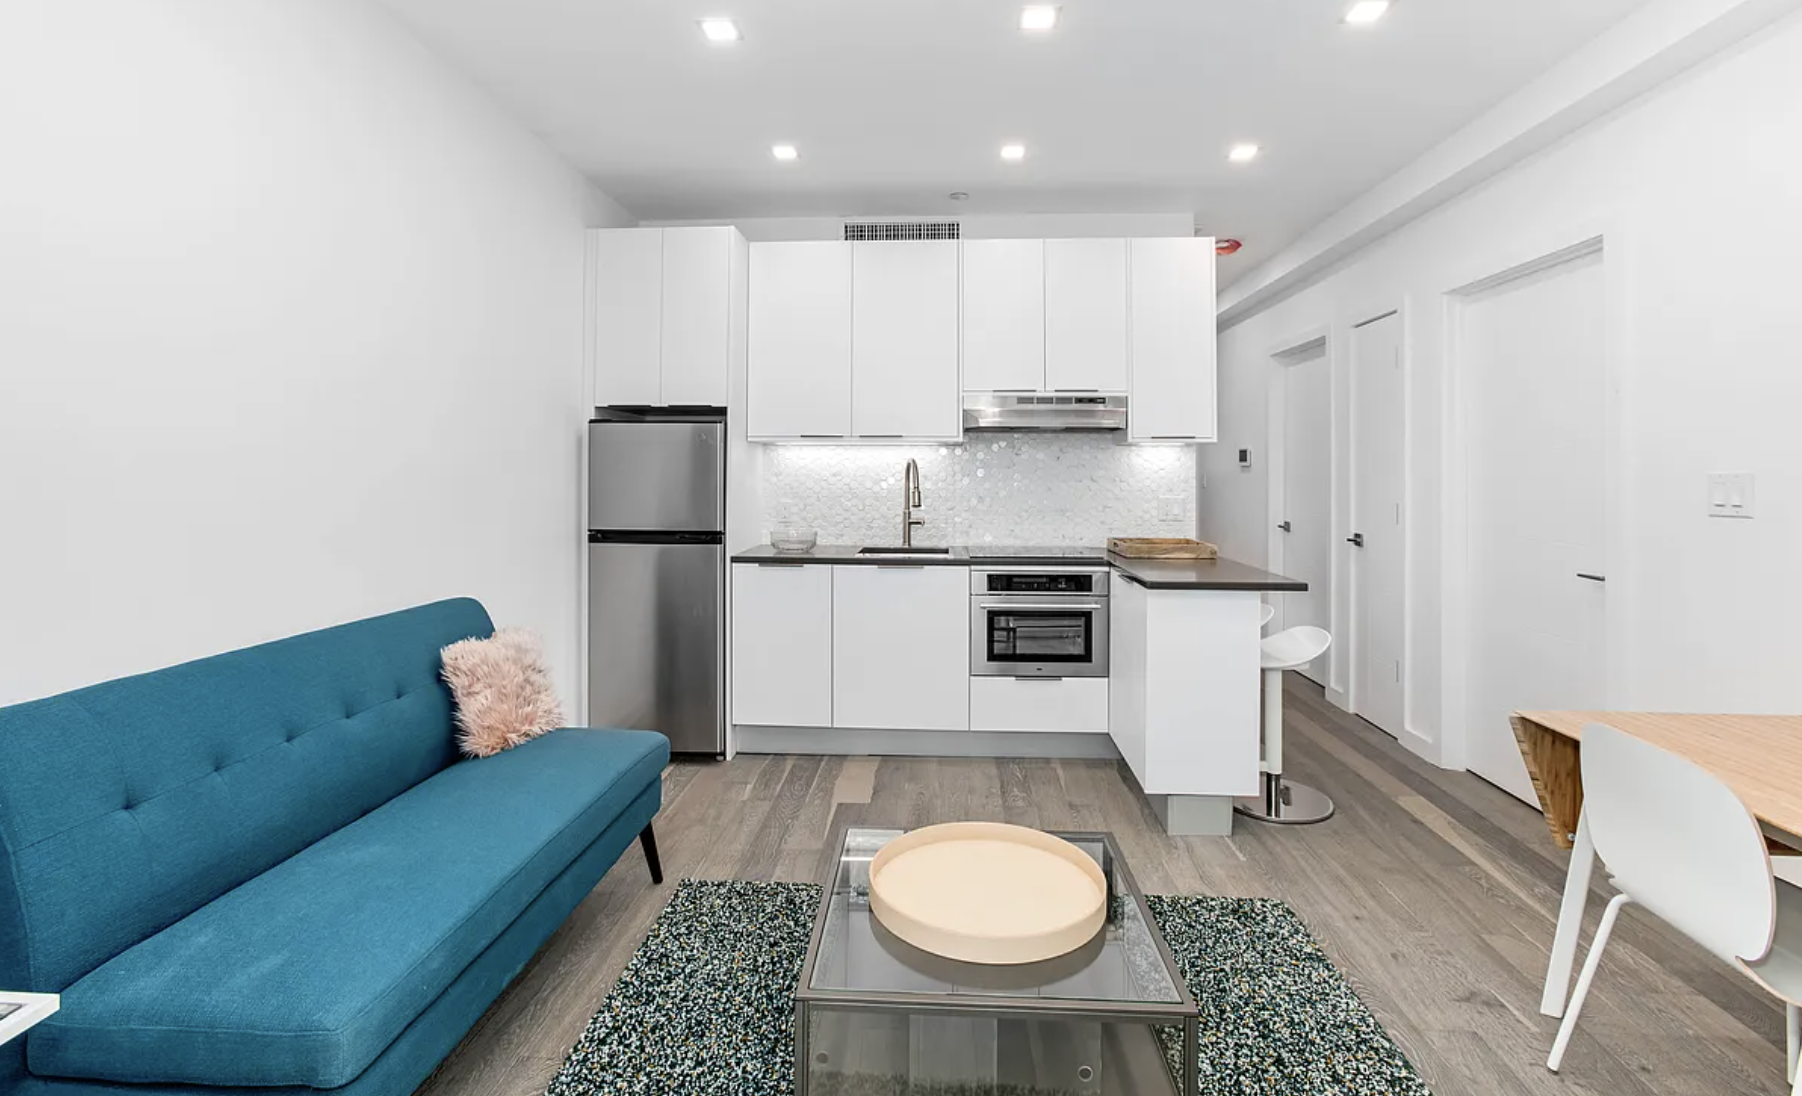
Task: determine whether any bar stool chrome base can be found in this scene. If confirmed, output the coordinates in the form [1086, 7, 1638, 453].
[1233, 772, 1335, 825]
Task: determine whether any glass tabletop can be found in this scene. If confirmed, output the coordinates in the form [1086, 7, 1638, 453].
[800, 828, 1187, 1011]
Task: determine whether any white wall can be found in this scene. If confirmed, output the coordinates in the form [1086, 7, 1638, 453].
[647, 213, 1196, 241]
[0, 0, 632, 710]
[1201, 11, 1802, 763]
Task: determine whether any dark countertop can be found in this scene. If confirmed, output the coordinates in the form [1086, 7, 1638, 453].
[1106, 553, 1307, 592]
[731, 544, 971, 566]
[731, 543, 1306, 591]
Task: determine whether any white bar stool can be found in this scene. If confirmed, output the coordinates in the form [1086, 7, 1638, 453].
[1260, 603, 1275, 628]
[1234, 625, 1334, 825]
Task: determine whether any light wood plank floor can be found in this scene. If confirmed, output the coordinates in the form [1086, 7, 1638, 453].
[416, 679, 1792, 1096]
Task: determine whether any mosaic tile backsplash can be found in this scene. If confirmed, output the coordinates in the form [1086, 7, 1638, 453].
[758, 434, 1197, 548]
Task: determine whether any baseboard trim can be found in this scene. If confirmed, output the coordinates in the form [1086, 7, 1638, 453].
[734, 726, 1121, 760]
[1326, 687, 1353, 713]
[1397, 724, 1441, 766]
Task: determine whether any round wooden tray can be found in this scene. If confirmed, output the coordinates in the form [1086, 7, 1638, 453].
[867, 822, 1108, 966]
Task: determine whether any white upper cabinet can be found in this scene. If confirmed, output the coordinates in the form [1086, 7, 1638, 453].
[592, 226, 739, 408]
[1128, 237, 1217, 442]
[741, 234, 1213, 442]
[593, 228, 663, 406]
[659, 227, 733, 406]
[961, 239, 1045, 393]
[748, 241, 853, 439]
[1045, 238, 1129, 394]
[852, 241, 962, 439]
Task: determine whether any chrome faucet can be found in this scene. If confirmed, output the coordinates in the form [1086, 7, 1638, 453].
[902, 459, 924, 547]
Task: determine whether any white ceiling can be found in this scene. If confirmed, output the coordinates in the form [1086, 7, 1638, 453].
[375, 0, 1652, 283]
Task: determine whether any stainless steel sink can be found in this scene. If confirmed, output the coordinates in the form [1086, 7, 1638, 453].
[856, 546, 952, 557]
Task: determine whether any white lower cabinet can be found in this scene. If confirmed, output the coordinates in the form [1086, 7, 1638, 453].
[732, 564, 833, 727]
[1108, 578, 1260, 797]
[1108, 577, 1149, 785]
[832, 565, 970, 731]
[970, 677, 1108, 733]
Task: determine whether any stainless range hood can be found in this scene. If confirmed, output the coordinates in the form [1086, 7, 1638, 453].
[962, 393, 1128, 432]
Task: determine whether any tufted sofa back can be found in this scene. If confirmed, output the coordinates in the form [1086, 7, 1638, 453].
[0, 598, 494, 993]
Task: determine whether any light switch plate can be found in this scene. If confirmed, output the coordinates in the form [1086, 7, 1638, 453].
[1158, 496, 1184, 522]
[1707, 472, 1756, 519]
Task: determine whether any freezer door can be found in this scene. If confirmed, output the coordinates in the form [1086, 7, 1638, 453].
[587, 539, 724, 754]
[588, 421, 725, 532]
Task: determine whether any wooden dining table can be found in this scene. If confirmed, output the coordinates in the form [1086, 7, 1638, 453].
[1511, 711, 1802, 1018]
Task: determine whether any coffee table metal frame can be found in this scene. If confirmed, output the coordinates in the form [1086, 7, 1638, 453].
[794, 827, 1200, 1096]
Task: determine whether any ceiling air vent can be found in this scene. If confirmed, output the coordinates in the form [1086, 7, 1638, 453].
[844, 221, 961, 242]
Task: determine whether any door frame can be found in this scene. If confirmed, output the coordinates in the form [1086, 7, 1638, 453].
[1264, 325, 1334, 679]
[1437, 220, 1628, 775]
[1343, 302, 1415, 749]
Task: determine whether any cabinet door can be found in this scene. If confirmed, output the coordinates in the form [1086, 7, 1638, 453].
[748, 242, 853, 439]
[961, 239, 1045, 392]
[1108, 576, 1149, 786]
[593, 228, 663, 406]
[833, 566, 970, 730]
[732, 564, 833, 727]
[660, 226, 732, 406]
[852, 241, 961, 439]
[1129, 237, 1217, 442]
[1045, 238, 1128, 393]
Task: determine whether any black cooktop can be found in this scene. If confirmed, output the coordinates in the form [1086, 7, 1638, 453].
[966, 545, 1109, 562]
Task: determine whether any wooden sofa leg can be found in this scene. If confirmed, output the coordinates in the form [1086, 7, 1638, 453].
[639, 824, 663, 885]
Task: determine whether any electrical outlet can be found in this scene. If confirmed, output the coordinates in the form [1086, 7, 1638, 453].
[1158, 496, 1184, 522]
[1707, 472, 1756, 519]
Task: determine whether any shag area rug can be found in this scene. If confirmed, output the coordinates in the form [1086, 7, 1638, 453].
[546, 879, 1431, 1096]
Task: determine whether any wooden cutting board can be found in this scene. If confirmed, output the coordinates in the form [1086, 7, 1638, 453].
[1107, 537, 1219, 559]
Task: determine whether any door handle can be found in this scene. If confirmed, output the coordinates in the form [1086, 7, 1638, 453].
[979, 603, 1103, 611]
[1347, 533, 1365, 547]
[1577, 573, 1607, 583]
[1277, 521, 1292, 533]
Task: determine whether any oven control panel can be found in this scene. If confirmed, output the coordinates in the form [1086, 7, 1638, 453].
[972, 570, 1110, 596]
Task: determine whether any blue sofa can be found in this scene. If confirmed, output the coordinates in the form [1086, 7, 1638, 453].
[0, 598, 668, 1096]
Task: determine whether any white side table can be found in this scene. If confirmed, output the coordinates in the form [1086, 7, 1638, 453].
[0, 992, 59, 1046]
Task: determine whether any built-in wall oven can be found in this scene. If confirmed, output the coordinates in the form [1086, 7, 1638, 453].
[970, 567, 1110, 679]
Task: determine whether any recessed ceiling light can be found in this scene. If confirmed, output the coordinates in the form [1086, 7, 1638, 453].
[1343, 1, 1391, 25]
[1020, 6, 1060, 32]
[698, 17, 741, 42]
[1227, 143, 1261, 163]
[949, 191, 971, 201]
[771, 144, 798, 162]
[1000, 144, 1027, 162]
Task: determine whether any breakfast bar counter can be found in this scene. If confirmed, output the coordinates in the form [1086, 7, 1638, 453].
[1107, 554, 1307, 592]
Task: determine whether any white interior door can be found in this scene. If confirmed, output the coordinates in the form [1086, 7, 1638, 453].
[1351, 312, 1406, 737]
[1463, 250, 1608, 803]
[1276, 344, 1332, 679]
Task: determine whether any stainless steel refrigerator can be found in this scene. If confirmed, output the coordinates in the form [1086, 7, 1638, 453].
[587, 413, 725, 756]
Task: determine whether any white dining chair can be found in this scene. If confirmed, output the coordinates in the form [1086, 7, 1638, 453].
[1233, 626, 1333, 825]
[1548, 722, 1802, 1091]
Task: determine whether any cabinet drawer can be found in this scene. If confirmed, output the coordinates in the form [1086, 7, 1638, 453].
[970, 676, 1109, 734]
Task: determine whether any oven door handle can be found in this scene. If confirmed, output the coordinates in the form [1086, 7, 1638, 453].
[978, 603, 1105, 611]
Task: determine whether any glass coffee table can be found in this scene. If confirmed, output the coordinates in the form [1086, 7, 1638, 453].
[795, 828, 1199, 1096]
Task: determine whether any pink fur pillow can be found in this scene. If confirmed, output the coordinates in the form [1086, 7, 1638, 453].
[440, 628, 565, 758]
